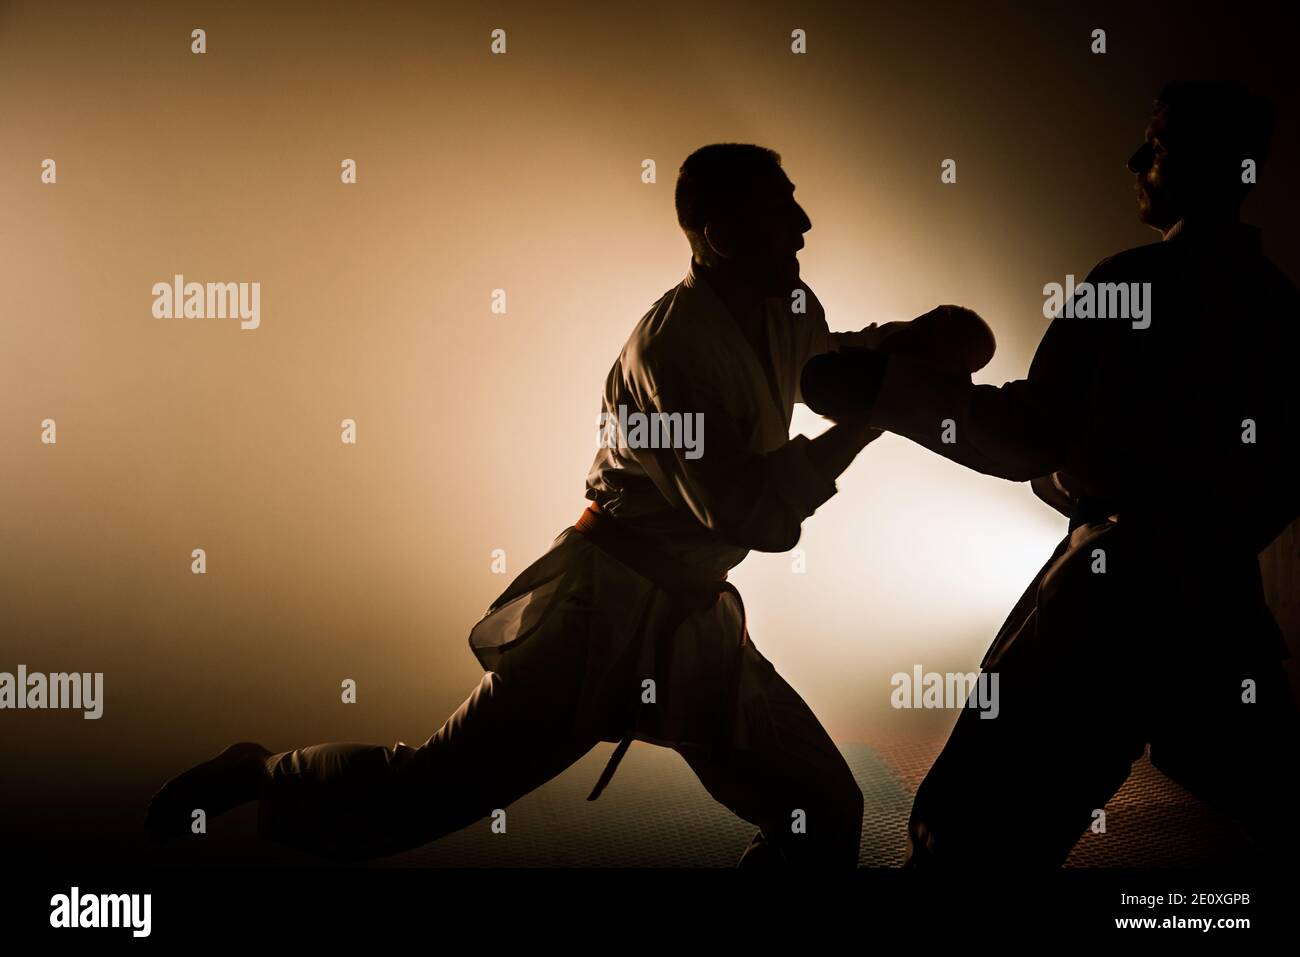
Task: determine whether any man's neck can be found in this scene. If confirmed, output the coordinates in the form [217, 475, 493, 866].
[693, 256, 765, 334]
[1163, 209, 1240, 241]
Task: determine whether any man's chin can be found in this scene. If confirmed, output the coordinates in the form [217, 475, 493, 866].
[773, 261, 800, 293]
[1137, 193, 1179, 232]
[1138, 205, 1178, 233]
[743, 260, 801, 296]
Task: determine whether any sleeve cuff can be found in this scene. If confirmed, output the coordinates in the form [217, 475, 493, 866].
[830, 321, 910, 351]
[768, 433, 839, 517]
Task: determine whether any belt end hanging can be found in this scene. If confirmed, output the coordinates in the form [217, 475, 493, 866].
[587, 734, 634, 801]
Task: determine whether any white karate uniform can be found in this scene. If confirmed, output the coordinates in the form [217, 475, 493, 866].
[258, 259, 884, 865]
[581, 257, 880, 569]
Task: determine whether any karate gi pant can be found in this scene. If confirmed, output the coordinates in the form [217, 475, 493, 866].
[906, 517, 1300, 868]
[255, 528, 863, 865]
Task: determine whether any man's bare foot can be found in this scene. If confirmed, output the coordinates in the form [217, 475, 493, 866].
[144, 742, 272, 844]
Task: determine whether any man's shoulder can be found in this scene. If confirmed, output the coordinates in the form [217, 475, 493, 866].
[1080, 230, 1300, 344]
[620, 276, 722, 376]
[1082, 239, 1167, 282]
[1086, 227, 1299, 291]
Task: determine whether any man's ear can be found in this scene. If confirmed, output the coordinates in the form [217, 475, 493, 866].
[703, 222, 734, 261]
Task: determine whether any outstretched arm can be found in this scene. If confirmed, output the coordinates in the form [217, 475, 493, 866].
[802, 308, 1094, 483]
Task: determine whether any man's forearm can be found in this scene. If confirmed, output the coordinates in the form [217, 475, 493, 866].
[805, 415, 882, 484]
[869, 354, 1066, 482]
[801, 340, 1070, 484]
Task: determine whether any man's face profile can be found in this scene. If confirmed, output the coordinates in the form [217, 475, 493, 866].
[707, 168, 813, 295]
[1129, 104, 1180, 231]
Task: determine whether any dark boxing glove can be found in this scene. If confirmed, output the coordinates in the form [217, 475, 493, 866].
[800, 347, 889, 420]
[800, 305, 995, 420]
[883, 305, 995, 374]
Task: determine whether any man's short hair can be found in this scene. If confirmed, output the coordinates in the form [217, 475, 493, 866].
[1155, 81, 1274, 203]
[675, 143, 783, 258]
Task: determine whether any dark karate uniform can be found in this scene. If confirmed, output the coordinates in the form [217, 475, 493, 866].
[820, 222, 1300, 867]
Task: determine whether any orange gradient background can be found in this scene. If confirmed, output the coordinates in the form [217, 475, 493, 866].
[1, 0, 1297, 851]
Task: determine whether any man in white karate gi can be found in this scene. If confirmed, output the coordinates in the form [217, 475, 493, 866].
[145, 143, 991, 866]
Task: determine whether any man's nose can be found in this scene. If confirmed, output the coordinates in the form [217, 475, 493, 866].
[1127, 142, 1154, 174]
[794, 203, 812, 235]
